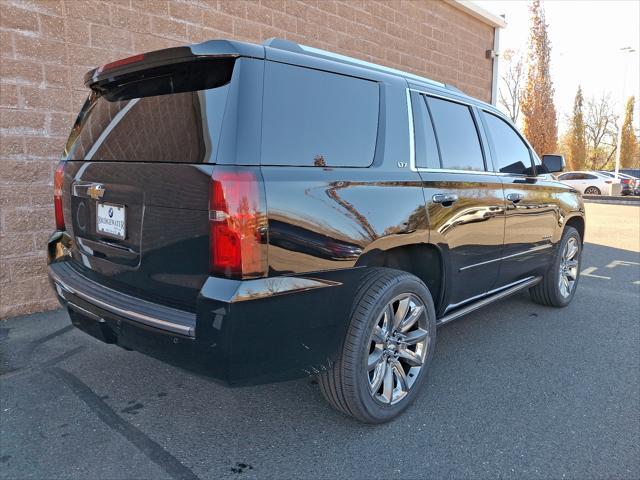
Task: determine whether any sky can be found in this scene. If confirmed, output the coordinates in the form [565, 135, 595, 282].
[477, 0, 640, 131]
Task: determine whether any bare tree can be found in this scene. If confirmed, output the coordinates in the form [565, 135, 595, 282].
[584, 93, 619, 170]
[498, 48, 525, 124]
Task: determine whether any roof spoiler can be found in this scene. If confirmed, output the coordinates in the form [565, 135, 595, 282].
[84, 39, 264, 89]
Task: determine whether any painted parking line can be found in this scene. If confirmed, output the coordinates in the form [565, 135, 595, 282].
[581, 267, 611, 279]
[606, 260, 640, 268]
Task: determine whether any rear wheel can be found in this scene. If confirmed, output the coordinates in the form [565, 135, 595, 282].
[530, 226, 581, 307]
[318, 268, 436, 423]
[584, 186, 601, 195]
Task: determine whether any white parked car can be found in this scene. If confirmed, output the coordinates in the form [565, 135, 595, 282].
[556, 171, 621, 196]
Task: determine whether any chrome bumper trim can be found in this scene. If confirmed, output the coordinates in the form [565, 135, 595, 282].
[50, 267, 195, 338]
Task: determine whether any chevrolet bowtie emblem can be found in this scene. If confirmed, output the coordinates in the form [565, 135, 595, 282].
[87, 184, 105, 200]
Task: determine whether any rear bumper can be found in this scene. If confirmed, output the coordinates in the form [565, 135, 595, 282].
[50, 261, 196, 337]
[48, 236, 363, 386]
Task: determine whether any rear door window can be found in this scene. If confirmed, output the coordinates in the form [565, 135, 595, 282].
[261, 62, 379, 167]
[427, 96, 485, 172]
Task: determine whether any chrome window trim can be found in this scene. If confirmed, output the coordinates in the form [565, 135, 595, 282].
[406, 88, 416, 171]
[406, 88, 492, 176]
[417, 167, 500, 177]
[408, 88, 541, 177]
[408, 87, 474, 107]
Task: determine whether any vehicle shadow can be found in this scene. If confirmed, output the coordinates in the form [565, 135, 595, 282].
[1, 240, 638, 478]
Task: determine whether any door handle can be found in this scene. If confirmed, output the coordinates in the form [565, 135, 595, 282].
[506, 193, 524, 203]
[432, 193, 458, 205]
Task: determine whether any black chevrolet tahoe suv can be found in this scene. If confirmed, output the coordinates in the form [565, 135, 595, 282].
[48, 38, 585, 423]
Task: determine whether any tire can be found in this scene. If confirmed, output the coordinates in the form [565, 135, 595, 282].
[529, 226, 582, 307]
[584, 186, 601, 195]
[318, 268, 436, 423]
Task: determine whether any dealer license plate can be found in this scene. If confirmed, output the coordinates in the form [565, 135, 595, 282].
[96, 202, 126, 240]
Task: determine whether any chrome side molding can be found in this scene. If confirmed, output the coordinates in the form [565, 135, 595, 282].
[459, 243, 553, 272]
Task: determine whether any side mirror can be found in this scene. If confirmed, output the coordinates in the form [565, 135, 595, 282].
[541, 154, 565, 174]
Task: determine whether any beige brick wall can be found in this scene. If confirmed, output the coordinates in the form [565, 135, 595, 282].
[0, 0, 495, 319]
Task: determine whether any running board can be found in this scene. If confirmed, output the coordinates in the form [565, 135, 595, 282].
[436, 276, 542, 326]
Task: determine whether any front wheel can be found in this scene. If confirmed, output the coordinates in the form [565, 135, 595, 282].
[530, 226, 582, 307]
[318, 268, 436, 423]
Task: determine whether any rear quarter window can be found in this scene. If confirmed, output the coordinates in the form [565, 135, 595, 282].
[261, 62, 379, 167]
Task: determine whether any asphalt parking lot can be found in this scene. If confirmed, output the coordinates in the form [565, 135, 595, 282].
[1, 202, 639, 480]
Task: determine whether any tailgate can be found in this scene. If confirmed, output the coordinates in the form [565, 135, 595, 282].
[58, 46, 244, 311]
[61, 161, 212, 311]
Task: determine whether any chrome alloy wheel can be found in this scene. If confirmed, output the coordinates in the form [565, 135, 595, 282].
[559, 237, 579, 298]
[366, 293, 430, 405]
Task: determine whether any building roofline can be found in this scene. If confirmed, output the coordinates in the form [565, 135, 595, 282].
[447, 0, 507, 28]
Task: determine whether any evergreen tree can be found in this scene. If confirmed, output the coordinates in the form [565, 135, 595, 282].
[567, 86, 586, 170]
[521, 0, 558, 156]
[619, 96, 638, 168]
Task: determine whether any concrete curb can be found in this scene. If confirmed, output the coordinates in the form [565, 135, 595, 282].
[583, 195, 640, 206]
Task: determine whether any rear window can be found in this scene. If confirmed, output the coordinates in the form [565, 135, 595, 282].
[261, 62, 379, 167]
[64, 59, 233, 163]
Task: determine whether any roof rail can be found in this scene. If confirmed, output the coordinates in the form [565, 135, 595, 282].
[443, 84, 464, 94]
[263, 38, 447, 89]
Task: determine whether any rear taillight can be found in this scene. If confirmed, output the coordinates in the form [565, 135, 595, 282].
[209, 168, 267, 279]
[53, 161, 65, 230]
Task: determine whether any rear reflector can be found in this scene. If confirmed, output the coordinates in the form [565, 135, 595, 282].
[209, 168, 267, 279]
[54, 162, 65, 230]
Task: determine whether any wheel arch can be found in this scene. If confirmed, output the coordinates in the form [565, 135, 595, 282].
[355, 243, 445, 312]
[565, 214, 585, 244]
